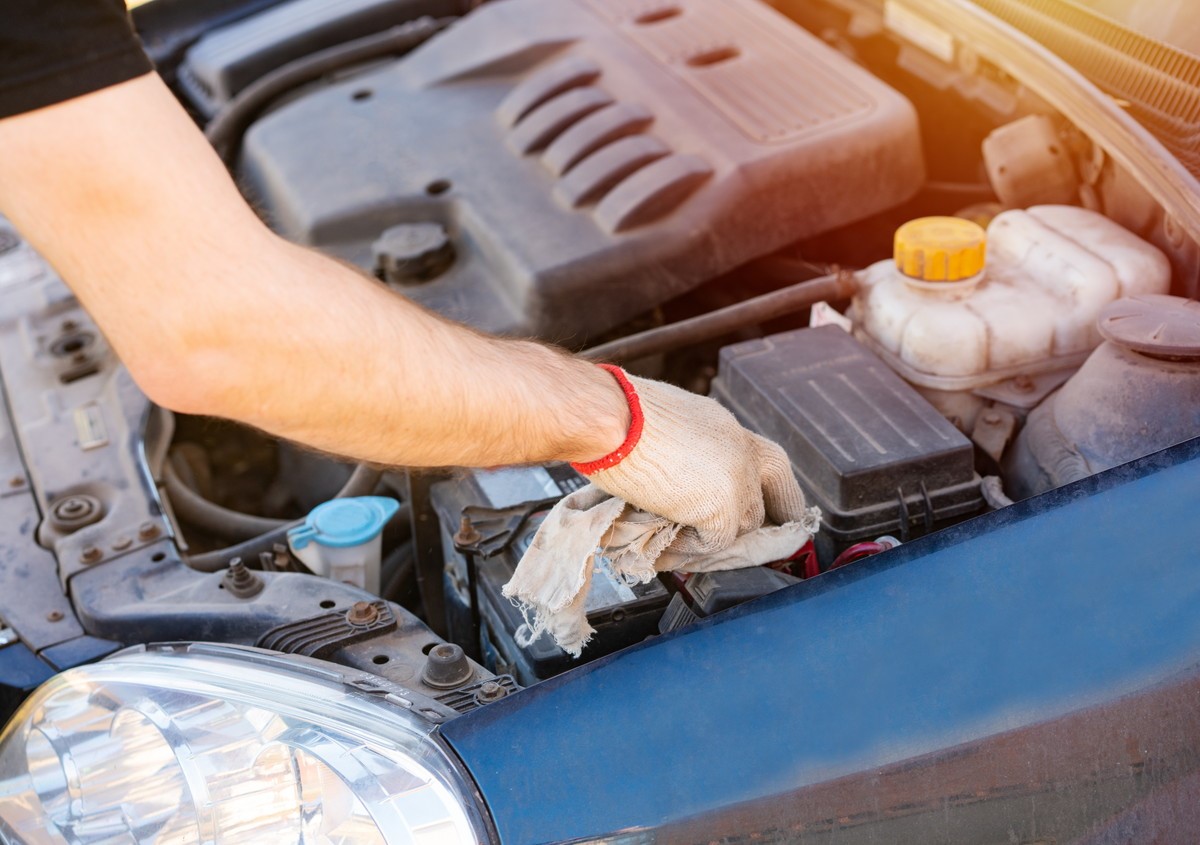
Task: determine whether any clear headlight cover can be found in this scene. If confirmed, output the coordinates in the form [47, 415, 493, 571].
[0, 644, 493, 844]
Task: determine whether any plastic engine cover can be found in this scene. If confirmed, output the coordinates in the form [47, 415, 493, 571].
[239, 0, 924, 338]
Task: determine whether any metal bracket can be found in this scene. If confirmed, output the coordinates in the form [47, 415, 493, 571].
[256, 600, 397, 659]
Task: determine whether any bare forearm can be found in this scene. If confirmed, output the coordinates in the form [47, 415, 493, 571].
[177, 237, 629, 466]
[0, 74, 628, 468]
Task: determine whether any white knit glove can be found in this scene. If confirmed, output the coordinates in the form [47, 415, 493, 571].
[503, 365, 821, 656]
[576, 365, 814, 551]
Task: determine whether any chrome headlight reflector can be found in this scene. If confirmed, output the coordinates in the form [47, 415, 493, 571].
[0, 644, 492, 844]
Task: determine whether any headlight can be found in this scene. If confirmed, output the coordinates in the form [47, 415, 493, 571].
[0, 643, 493, 844]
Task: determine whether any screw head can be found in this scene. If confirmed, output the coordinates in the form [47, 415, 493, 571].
[53, 496, 93, 520]
[454, 516, 481, 547]
[346, 601, 379, 625]
[220, 558, 263, 598]
[49, 494, 104, 533]
[1012, 375, 1035, 393]
[111, 536, 132, 551]
[981, 411, 1002, 426]
[80, 546, 102, 564]
[475, 681, 507, 703]
[45, 610, 64, 623]
[8, 476, 23, 489]
[137, 522, 160, 541]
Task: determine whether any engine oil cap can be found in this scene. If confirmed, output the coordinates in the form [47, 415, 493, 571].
[1098, 294, 1200, 361]
[289, 496, 400, 549]
[894, 216, 987, 284]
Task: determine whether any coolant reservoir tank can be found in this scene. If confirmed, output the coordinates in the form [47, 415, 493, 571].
[854, 206, 1172, 391]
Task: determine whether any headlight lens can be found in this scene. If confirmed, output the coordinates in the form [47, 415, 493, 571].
[0, 644, 492, 844]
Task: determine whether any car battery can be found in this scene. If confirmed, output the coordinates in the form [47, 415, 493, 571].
[710, 326, 983, 560]
[431, 465, 670, 685]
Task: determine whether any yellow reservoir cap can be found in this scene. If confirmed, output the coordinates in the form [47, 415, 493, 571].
[894, 216, 987, 283]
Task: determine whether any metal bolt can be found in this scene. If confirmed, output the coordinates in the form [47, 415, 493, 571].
[80, 546, 102, 564]
[221, 558, 263, 599]
[1012, 375, 1035, 394]
[112, 536, 132, 551]
[61, 320, 78, 333]
[45, 610, 64, 623]
[454, 515, 481, 547]
[475, 681, 507, 704]
[53, 496, 95, 521]
[8, 476, 23, 488]
[49, 494, 104, 534]
[981, 411, 1002, 426]
[137, 521, 160, 541]
[346, 601, 379, 625]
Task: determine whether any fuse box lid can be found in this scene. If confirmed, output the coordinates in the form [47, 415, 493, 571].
[711, 326, 982, 540]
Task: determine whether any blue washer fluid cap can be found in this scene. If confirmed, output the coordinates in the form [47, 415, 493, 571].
[288, 496, 400, 550]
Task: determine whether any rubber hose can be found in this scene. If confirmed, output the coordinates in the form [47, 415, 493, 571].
[185, 501, 410, 574]
[381, 542, 417, 603]
[167, 461, 383, 541]
[165, 461, 287, 537]
[205, 17, 450, 165]
[185, 520, 297, 573]
[581, 271, 858, 365]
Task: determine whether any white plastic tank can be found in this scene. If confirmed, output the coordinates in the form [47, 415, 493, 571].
[287, 496, 399, 594]
[853, 206, 1172, 391]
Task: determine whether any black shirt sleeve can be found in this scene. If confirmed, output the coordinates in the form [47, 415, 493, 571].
[0, 0, 154, 119]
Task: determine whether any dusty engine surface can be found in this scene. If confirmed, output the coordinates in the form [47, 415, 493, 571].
[239, 0, 924, 338]
[5, 0, 1200, 741]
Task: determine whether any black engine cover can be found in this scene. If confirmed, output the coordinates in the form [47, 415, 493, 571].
[241, 0, 924, 338]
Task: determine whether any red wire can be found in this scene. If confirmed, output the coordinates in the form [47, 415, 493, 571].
[773, 539, 820, 579]
[829, 542, 886, 570]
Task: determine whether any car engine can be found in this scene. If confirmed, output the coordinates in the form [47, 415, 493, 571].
[1, 0, 1198, 712]
[236, 0, 924, 337]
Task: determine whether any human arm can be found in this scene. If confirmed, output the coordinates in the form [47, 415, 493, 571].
[0, 74, 630, 468]
[0, 58, 815, 570]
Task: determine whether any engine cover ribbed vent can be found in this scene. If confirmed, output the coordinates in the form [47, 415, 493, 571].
[239, 0, 925, 339]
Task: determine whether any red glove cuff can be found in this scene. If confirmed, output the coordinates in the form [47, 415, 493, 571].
[570, 364, 644, 475]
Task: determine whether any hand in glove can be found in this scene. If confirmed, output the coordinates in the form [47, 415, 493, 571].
[504, 365, 820, 656]
[571, 365, 814, 552]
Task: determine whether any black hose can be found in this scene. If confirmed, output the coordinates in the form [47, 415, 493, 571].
[165, 461, 288, 537]
[205, 16, 451, 165]
[166, 461, 383, 541]
[186, 521, 298, 573]
[185, 502, 411, 574]
[581, 271, 858, 365]
[381, 542, 416, 603]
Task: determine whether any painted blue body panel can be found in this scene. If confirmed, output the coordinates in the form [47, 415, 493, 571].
[440, 440, 1200, 844]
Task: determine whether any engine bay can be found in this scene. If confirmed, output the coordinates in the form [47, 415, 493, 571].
[2, 0, 1199, 708]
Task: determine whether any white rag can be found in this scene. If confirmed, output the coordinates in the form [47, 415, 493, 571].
[502, 484, 820, 656]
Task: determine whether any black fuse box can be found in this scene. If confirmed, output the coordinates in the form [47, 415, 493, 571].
[710, 326, 983, 558]
[431, 466, 670, 686]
